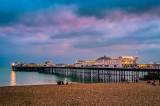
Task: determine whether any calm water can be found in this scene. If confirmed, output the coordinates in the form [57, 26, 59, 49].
[0, 68, 72, 87]
[0, 68, 146, 86]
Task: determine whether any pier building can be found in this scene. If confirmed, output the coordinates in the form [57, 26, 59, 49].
[74, 56, 138, 68]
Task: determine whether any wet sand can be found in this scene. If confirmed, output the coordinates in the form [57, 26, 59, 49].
[0, 82, 160, 106]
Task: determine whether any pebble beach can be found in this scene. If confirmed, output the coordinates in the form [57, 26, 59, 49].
[0, 82, 160, 106]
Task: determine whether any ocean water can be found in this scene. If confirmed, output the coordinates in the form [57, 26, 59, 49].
[0, 67, 146, 86]
[0, 68, 72, 87]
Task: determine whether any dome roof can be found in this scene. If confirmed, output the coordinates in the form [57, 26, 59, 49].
[96, 56, 111, 61]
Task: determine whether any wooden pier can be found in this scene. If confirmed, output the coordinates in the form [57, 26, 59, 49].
[12, 66, 160, 83]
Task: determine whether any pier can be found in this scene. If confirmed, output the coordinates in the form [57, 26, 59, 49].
[12, 66, 160, 83]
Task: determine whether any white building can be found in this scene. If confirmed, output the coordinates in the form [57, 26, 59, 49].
[74, 56, 138, 68]
[74, 59, 96, 67]
[96, 56, 122, 68]
[43, 60, 55, 67]
[119, 56, 138, 68]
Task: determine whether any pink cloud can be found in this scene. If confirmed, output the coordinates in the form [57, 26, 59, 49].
[0, 6, 160, 59]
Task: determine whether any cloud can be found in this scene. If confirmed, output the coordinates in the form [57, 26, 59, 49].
[1, 5, 160, 63]
[1, 0, 160, 25]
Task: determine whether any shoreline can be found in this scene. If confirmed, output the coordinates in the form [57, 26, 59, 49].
[0, 80, 159, 88]
[0, 82, 79, 88]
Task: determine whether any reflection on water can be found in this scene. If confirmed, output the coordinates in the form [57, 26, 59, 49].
[10, 71, 16, 86]
[1, 68, 74, 86]
[7, 70, 72, 86]
[3, 68, 147, 86]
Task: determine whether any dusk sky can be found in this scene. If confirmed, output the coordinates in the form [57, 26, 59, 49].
[1, 0, 160, 67]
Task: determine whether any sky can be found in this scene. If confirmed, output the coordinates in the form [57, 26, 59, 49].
[1, 0, 160, 67]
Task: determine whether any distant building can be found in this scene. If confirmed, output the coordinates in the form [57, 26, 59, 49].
[43, 60, 55, 67]
[13, 62, 26, 66]
[26, 63, 37, 67]
[153, 64, 160, 69]
[55, 64, 66, 67]
[138, 64, 160, 69]
[74, 59, 96, 67]
[119, 56, 138, 68]
[96, 56, 122, 68]
[74, 60, 86, 67]
[65, 64, 75, 67]
[137, 64, 153, 69]
[74, 56, 138, 68]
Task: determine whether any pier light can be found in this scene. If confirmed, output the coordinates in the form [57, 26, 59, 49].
[11, 63, 15, 66]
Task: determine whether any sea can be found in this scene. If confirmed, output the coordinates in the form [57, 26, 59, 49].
[0, 67, 72, 87]
[0, 67, 146, 86]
